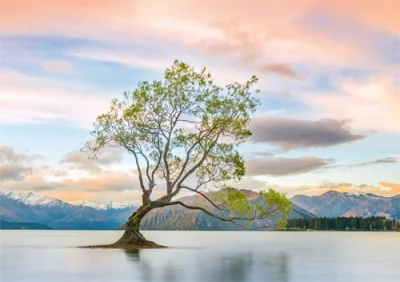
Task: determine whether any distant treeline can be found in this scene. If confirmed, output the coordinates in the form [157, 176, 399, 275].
[284, 216, 400, 231]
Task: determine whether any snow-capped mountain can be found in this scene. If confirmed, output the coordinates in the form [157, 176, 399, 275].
[0, 191, 139, 230]
[1, 191, 139, 210]
[4, 191, 69, 208]
[69, 200, 138, 210]
[291, 190, 400, 219]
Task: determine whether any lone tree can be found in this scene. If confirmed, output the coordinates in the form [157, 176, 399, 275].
[84, 60, 291, 248]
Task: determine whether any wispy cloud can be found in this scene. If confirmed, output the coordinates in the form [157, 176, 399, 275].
[305, 75, 400, 133]
[350, 157, 398, 168]
[60, 147, 125, 172]
[249, 117, 365, 150]
[245, 155, 331, 176]
[0, 164, 32, 182]
[291, 181, 400, 197]
[380, 182, 400, 196]
[259, 64, 300, 80]
[0, 146, 37, 182]
[0, 71, 111, 127]
[0, 145, 40, 163]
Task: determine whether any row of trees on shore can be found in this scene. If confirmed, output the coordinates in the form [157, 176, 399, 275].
[277, 216, 400, 231]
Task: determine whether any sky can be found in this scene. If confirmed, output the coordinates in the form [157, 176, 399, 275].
[0, 0, 399, 203]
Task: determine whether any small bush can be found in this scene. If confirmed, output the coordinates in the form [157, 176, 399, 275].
[288, 227, 304, 231]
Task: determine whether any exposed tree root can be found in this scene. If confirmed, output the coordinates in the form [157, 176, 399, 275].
[80, 240, 167, 250]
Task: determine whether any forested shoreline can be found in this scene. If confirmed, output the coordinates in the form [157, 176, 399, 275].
[280, 216, 400, 231]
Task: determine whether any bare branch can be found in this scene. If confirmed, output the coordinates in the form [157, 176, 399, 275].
[124, 145, 147, 193]
[150, 137, 163, 184]
[170, 138, 202, 189]
[180, 185, 224, 214]
[164, 108, 184, 194]
[162, 200, 280, 223]
[135, 146, 152, 187]
[171, 132, 221, 197]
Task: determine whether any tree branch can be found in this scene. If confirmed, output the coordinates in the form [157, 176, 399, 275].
[170, 138, 201, 190]
[180, 186, 224, 214]
[136, 146, 152, 188]
[162, 200, 278, 223]
[124, 145, 146, 192]
[150, 137, 163, 184]
[164, 108, 184, 194]
[171, 132, 221, 197]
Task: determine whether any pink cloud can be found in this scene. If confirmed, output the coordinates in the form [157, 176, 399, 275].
[304, 75, 400, 133]
[0, 0, 135, 35]
[380, 182, 400, 196]
[42, 60, 74, 74]
[0, 70, 111, 126]
[1, 1, 396, 67]
[2, 167, 166, 202]
[294, 182, 400, 197]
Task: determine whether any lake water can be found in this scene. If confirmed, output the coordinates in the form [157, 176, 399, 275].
[0, 231, 399, 282]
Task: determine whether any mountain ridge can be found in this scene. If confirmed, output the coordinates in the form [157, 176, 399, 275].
[1, 191, 140, 210]
[0, 191, 139, 230]
[291, 190, 400, 219]
[2, 190, 398, 230]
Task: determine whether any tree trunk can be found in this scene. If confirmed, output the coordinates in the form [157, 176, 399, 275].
[82, 196, 172, 249]
[113, 204, 163, 248]
[112, 196, 173, 248]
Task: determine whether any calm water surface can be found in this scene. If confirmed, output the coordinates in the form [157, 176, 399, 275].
[0, 231, 399, 282]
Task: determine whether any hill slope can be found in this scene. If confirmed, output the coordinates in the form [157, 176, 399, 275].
[0, 219, 52, 230]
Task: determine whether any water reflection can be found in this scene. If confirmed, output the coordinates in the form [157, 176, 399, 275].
[2, 231, 399, 282]
[262, 253, 289, 282]
[123, 249, 289, 282]
[124, 249, 140, 260]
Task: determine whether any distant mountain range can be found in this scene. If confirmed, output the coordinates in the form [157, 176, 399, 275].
[291, 191, 400, 219]
[1, 190, 399, 230]
[0, 191, 139, 230]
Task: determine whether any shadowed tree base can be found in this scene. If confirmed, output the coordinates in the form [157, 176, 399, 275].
[80, 241, 167, 250]
[80, 234, 167, 249]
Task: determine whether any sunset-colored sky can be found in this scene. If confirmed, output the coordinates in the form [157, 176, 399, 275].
[1, 0, 399, 203]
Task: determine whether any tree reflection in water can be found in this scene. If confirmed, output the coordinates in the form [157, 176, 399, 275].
[123, 249, 289, 282]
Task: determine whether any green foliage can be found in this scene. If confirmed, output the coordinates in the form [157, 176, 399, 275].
[210, 186, 252, 218]
[275, 220, 288, 231]
[209, 187, 292, 227]
[259, 189, 292, 218]
[287, 227, 304, 231]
